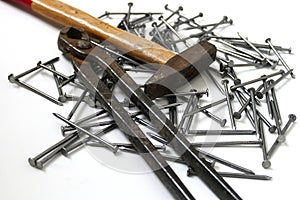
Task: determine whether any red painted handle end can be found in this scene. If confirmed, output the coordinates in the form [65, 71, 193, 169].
[10, 0, 32, 8]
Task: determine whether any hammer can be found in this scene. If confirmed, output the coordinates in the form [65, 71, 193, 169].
[7, 0, 216, 99]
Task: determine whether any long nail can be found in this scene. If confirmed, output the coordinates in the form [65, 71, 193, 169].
[188, 130, 255, 135]
[267, 114, 296, 159]
[222, 79, 236, 129]
[34, 134, 79, 169]
[8, 74, 63, 106]
[53, 113, 118, 153]
[28, 132, 78, 169]
[258, 119, 271, 169]
[62, 124, 117, 156]
[67, 89, 88, 120]
[266, 38, 295, 78]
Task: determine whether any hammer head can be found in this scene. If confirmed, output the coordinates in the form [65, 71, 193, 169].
[144, 41, 216, 99]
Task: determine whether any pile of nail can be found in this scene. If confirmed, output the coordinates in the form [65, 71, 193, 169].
[9, 2, 296, 187]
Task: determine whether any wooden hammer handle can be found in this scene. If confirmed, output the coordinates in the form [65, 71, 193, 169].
[10, 0, 176, 64]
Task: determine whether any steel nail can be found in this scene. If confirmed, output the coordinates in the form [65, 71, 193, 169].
[234, 90, 255, 128]
[202, 110, 227, 127]
[159, 16, 189, 47]
[168, 96, 178, 126]
[205, 69, 226, 95]
[261, 69, 294, 95]
[187, 169, 271, 180]
[28, 132, 78, 168]
[196, 149, 255, 174]
[192, 140, 262, 148]
[237, 33, 275, 67]
[266, 38, 295, 78]
[222, 79, 236, 130]
[218, 39, 264, 62]
[67, 89, 88, 120]
[125, 2, 133, 25]
[34, 133, 79, 169]
[8, 74, 63, 106]
[270, 80, 282, 125]
[267, 114, 296, 159]
[270, 101, 284, 141]
[177, 90, 197, 131]
[258, 119, 271, 169]
[230, 70, 284, 91]
[61, 124, 117, 156]
[188, 130, 255, 135]
[53, 113, 118, 153]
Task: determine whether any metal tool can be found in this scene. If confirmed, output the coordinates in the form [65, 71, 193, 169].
[58, 26, 241, 200]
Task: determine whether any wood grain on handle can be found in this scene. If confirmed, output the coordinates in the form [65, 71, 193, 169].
[30, 0, 175, 64]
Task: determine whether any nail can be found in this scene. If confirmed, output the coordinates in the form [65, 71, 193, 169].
[177, 90, 197, 131]
[202, 110, 227, 127]
[50, 64, 64, 100]
[197, 149, 255, 174]
[53, 113, 118, 153]
[205, 69, 225, 95]
[90, 40, 143, 67]
[187, 169, 271, 180]
[58, 74, 76, 89]
[28, 132, 78, 169]
[151, 22, 169, 47]
[130, 13, 153, 27]
[261, 69, 294, 95]
[159, 16, 188, 47]
[98, 11, 162, 19]
[249, 88, 260, 137]
[61, 124, 117, 156]
[222, 66, 241, 85]
[233, 87, 264, 119]
[188, 130, 255, 135]
[266, 38, 295, 78]
[146, 132, 168, 144]
[185, 94, 201, 132]
[197, 16, 231, 40]
[222, 79, 236, 130]
[218, 39, 265, 63]
[270, 101, 284, 140]
[262, 78, 273, 119]
[86, 141, 166, 152]
[229, 40, 291, 54]
[217, 47, 259, 64]
[39, 63, 69, 80]
[34, 133, 79, 169]
[168, 96, 178, 126]
[158, 5, 183, 28]
[74, 109, 107, 125]
[187, 96, 230, 118]
[125, 2, 133, 25]
[192, 140, 262, 148]
[237, 33, 275, 67]
[163, 90, 209, 97]
[12, 57, 59, 80]
[201, 18, 233, 29]
[135, 117, 157, 132]
[236, 90, 276, 133]
[174, 12, 203, 29]
[270, 80, 282, 125]
[259, 119, 271, 169]
[267, 114, 296, 159]
[230, 70, 284, 91]
[67, 89, 88, 120]
[234, 91, 255, 128]
[8, 74, 63, 106]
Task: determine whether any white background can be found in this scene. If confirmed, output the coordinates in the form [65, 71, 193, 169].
[0, 0, 299, 199]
